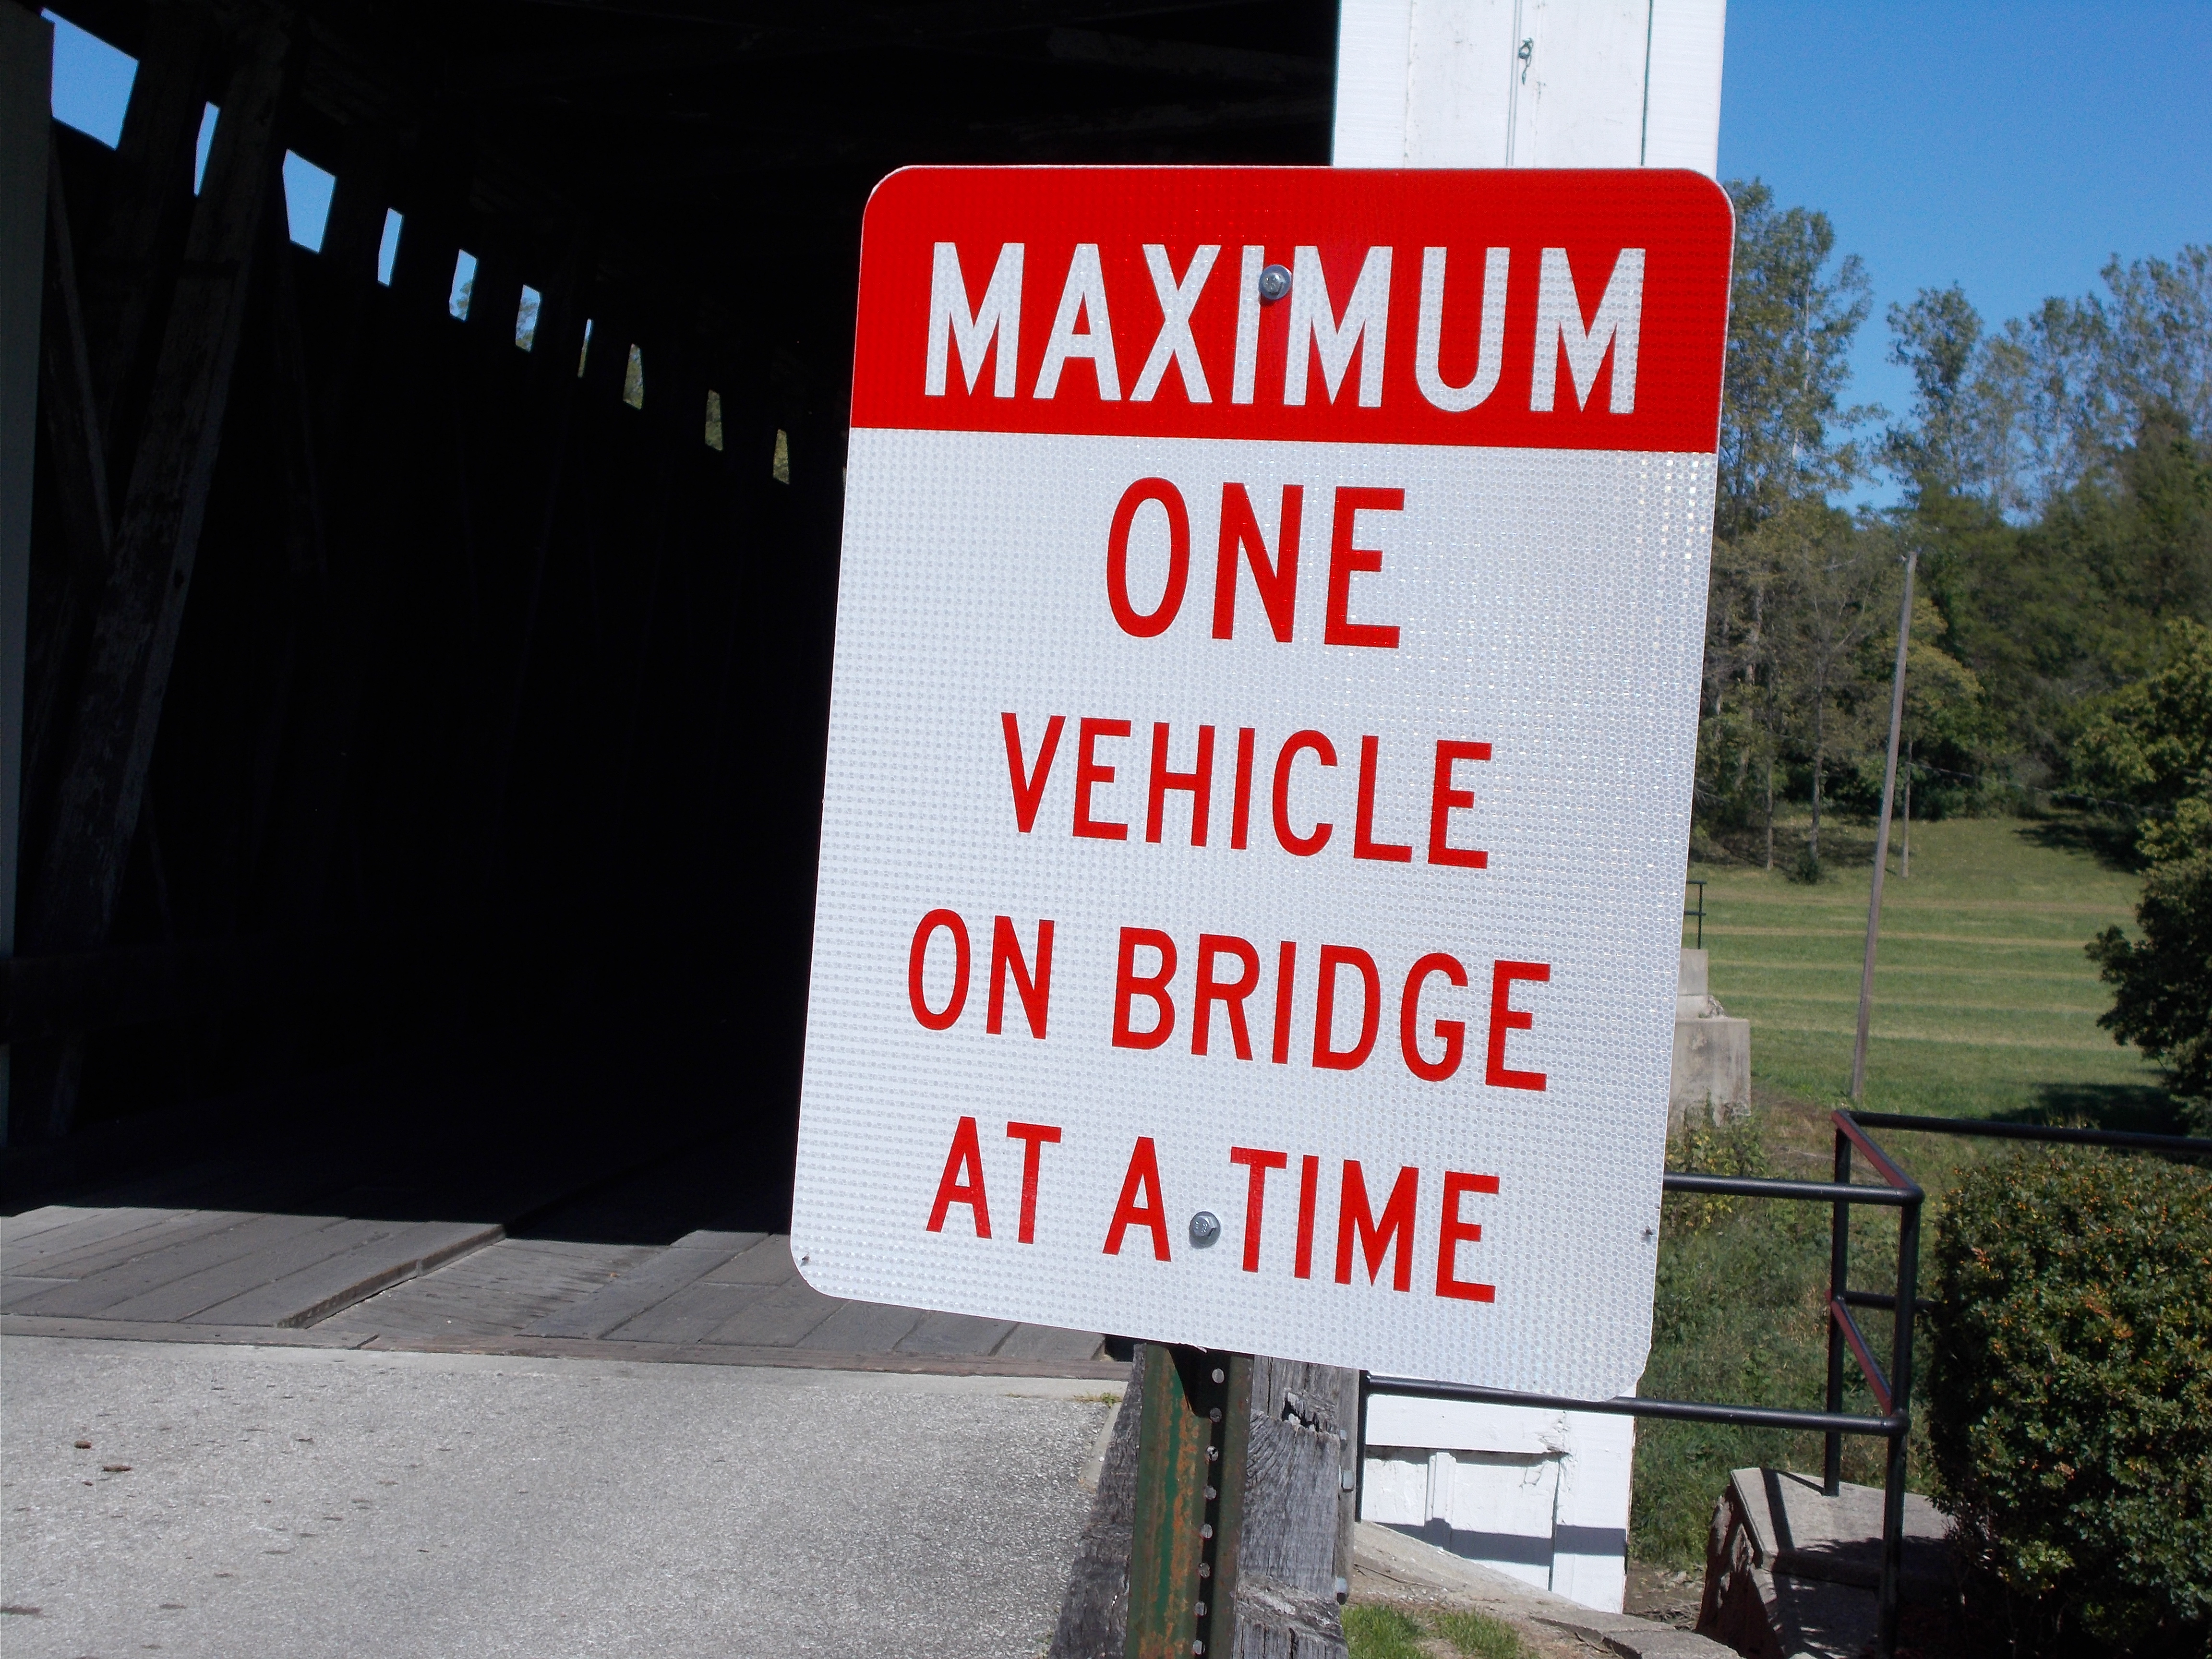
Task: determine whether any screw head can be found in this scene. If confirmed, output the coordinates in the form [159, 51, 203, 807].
[1257, 263, 1292, 303]
[1189, 1211, 1222, 1247]
[1211, 1367, 1226, 1384]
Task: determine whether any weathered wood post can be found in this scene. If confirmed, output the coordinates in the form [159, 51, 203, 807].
[1054, 1349, 1354, 1659]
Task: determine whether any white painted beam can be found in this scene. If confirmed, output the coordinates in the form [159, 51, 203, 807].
[1334, 0, 1726, 175]
[1335, 0, 1728, 1611]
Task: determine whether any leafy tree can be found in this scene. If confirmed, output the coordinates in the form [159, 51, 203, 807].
[1971, 246, 2211, 510]
[1714, 180, 1878, 540]
[1886, 284, 1990, 500]
[2073, 618, 2212, 820]
[2079, 620, 2212, 1123]
[2088, 803, 2212, 1125]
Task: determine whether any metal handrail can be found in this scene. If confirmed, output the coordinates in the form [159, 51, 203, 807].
[1361, 1107, 2212, 1658]
[1683, 878, 1707, 949]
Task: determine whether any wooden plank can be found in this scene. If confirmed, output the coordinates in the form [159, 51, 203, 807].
[93, 1214, 392, 1322]
[669, 1229, 766, 1254]
[7, 1210, 339, 1316]
[998, 1323, 1107, 1362]
[795, 1297, 924, 1354]
[3, 1206, 246, 1279]
[0, 1312, 375, 1348]
[24, 18, 299, 1141]
[1, 1204, 187, 1271]
[519, 1233, 754, 1339]
[598, 1278, 769, 1345]
[703, 1232, 801, 1285]
[195, 1218, 500, 1327]
[895, 1310, 1019, 1357]
[2, 1275, 72, 1311]
[318, 1238, 659, 1340]
[704, 1276, 840, 1347]
[0, 1202, 109, 1244]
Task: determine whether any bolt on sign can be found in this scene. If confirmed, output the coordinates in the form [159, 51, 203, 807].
[793, 168, 1733, 1397]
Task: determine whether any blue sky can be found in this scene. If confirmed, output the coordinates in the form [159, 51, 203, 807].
[1719, 0, 2212, 473]
[45, 3, 2209, 480]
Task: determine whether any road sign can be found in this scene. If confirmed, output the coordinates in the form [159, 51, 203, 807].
[793, 167, 1733, 1397]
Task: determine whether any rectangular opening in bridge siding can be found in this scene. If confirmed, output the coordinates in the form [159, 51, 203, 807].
[376, 210, 401, 285]
[44, 12, 135, 146]
[772, 429, 790, 483]
[705, 390, 724, 450]
[623, 345, 644, 409]
[282, 152, 334, 251]
[192, 102, 216, 191]
[448, 249, 477, 320]
[577, 318, 593, 377]
[516, 285, 541, 350]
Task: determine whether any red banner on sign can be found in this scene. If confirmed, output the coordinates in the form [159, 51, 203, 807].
[849, 167, 1733, 454]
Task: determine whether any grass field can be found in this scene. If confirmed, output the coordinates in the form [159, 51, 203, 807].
[1692, 814, 2168, 1125]
[1628, 812, 2183, 1568]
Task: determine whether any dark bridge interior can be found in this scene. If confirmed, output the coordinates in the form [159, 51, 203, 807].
[3, 0, 1338, 1227]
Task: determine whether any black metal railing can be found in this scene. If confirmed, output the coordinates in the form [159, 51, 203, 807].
[1364, 1108, 2212, 1657]
[1683, 878, 1707, 949]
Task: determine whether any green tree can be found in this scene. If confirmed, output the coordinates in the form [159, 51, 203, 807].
[2072, 618, 2212, 822]
[1754, 504, 1896, 865]
[2079, 620, 2212, 1123]
[1885, 284, 1988, 500]
[1714, 180, 1877, 540]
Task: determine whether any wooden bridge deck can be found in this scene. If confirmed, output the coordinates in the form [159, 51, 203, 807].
[2, 1144, 1113, 1378]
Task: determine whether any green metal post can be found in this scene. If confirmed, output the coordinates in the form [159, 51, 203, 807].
[1125, 1345, 1246, 1659]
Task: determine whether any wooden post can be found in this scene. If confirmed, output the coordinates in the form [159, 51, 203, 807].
[0, 3, 53, 1144]
[1054, 1350, 1353, 1659]
[21, 15, 297, 1138]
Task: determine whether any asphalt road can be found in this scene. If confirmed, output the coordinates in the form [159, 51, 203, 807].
[1, 1337, 1113, 1659]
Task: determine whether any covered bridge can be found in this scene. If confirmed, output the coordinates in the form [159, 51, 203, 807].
[0, 0, 1338, 1205]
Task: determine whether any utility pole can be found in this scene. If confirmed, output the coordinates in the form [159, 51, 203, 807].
[1851, 548, 1918, 1101]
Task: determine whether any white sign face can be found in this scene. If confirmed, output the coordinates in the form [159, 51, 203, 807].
[792, 168, 1733, 1397]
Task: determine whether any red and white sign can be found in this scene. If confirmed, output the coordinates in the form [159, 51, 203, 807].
[792, 167, 1732, 1396]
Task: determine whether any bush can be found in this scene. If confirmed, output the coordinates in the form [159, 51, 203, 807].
[1927, 1149, 2212, 1655]
[2090, 796, 2212, 1131]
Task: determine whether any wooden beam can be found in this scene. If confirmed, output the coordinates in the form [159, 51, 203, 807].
[1041, 27, 1329, 84]
[1, 2, 52, 1145]
[474, 0, 1273, 84]
[317, 132, 394, 288]
[1228, 1359, 1356, 1657]
[81, 0, 213, 432]
[36, 153, 111, 589]
[24, 153, 111, 870]
[23, 18, 298, 1125]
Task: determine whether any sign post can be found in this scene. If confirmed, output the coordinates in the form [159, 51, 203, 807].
[793, 164, 1734, 1636]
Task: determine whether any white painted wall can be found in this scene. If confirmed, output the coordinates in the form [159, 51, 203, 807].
[1335, 0, 1727, 1612]
[1334, 0, 1725, 175]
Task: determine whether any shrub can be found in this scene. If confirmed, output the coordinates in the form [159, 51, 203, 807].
[2090, 796, 2212, 1131]
[1927, 1149, 2212, 1655]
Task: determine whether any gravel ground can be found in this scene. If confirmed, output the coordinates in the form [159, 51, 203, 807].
[1, 1336, 1111, 1659]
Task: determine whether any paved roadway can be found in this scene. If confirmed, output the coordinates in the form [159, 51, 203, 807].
[2, 1336, 1112, 1659]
